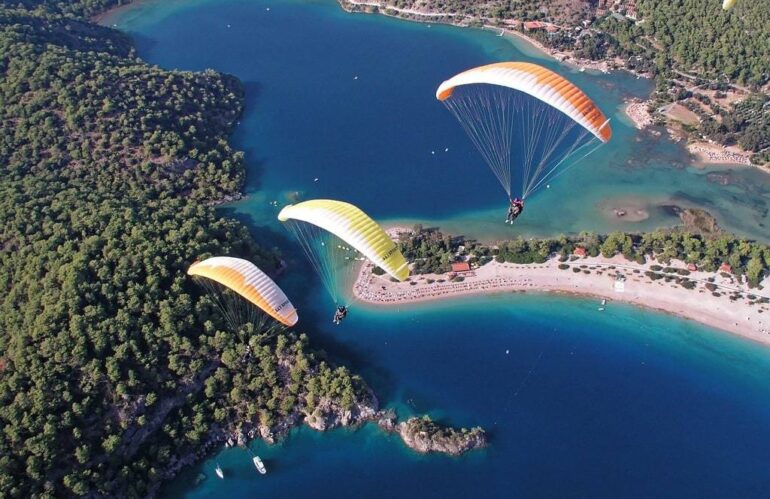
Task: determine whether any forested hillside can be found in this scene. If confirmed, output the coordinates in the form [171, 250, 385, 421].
[356, 0, 769, 86]
[0, 0, 122, 17]
[0, 4, 371, 497]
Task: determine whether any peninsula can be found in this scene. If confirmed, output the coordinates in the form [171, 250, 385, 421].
[355, 226, 770, 346]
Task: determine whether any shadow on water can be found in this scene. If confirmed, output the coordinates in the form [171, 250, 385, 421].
[126, 31, 157, 57]
[234, 80, 266, 194]
[240, 80, 263, 102]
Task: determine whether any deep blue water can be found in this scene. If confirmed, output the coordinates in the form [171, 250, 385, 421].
[164, 295, 770, 499]
[103, 1, 770, 497]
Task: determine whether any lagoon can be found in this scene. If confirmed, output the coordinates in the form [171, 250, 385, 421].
[103, 0, 770, 497]
[107, 0, 770, 242]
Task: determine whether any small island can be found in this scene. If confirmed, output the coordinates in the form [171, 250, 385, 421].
[393, 416, 487, 456]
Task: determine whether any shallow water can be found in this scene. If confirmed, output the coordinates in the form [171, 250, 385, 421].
[103, 1, 770, 497]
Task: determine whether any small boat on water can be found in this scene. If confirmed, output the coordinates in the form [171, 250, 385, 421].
[215, 463, 224, 479]
[253, 456, 267, 475]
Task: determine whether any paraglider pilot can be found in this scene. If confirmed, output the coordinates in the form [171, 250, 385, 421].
[333, 305, 348, 325]
[506, 198, 524, 224]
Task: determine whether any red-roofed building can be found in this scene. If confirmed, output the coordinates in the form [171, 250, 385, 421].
[523, 21, 545, 31]
[451, 262, 471, 273]
[719, 262, 732, 274]
[687, 263, 698, 272]
[523, 21, 559, 33]
[573, 247, 587, 257]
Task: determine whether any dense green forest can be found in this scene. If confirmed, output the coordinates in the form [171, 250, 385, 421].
[0, 3, 371, 497]
[0, 0, 123, 17]
[579, 0, 770, 86]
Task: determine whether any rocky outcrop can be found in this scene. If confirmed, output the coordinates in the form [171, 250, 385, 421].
[394, 416, 487, 456]
[304, 399, 487, 457]
[304, 392, 380, 431]
[208, 192, 243, 206]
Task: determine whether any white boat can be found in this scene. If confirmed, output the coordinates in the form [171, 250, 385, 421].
[253, 456, 267, 475]
[215, 464, 224, 479]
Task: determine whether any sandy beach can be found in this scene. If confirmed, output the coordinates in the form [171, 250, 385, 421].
[354, 250, 770, 347]
[687, 141, 754, 166]
[623, 99, 653, 129]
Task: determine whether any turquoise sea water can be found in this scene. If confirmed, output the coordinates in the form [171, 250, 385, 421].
[103, 1, 770, 497]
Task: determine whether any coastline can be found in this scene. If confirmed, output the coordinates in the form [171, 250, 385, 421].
[338, 0, 621, 75]
[338, 0, 764, 171]
[354, 233, 770, 347]
[623, 99, 653, 130]
[90, 0, 145, 24]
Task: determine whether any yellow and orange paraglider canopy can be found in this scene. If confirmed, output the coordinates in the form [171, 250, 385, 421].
[437, 62, 611, 143]
[188, 257, 298, 326]
[436, 61, 611, 200]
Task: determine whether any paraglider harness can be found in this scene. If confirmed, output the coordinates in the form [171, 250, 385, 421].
[332, 305, 348, 325]
[506, 198, 524, 224]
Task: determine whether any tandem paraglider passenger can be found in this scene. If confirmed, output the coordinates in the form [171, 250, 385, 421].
[506, 198, 524, 224]
[277, 199, 409, 327]
[332, 305, 348, 325]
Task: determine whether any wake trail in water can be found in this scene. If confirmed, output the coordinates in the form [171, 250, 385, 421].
[512, 328, 559, 398]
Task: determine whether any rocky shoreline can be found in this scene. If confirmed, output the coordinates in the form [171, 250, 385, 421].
[149, 385, 484, 495]
[390, 415, 487, 456]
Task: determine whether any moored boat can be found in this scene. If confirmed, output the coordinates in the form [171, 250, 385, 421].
[253, 456, 267, 475]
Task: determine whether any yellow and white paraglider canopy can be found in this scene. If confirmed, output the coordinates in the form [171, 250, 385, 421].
[188, 256, 298, 326]
[278, 199, 409, 282]
[722, 0, 737, 9]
